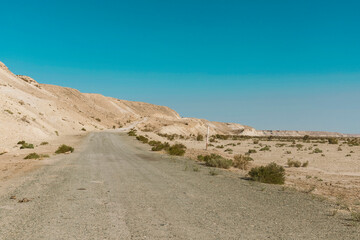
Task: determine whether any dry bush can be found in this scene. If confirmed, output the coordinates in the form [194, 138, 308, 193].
[203, 154, 233, 169]
[248, 162, 285, 185]
[233, 154, 253, 170]
[167, 144, 186, 156]
[287, 159, 301, 167]
[55, 145, 74, 154]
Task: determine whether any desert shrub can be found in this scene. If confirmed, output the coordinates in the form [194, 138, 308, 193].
[4, 109, 13, 114]
[149, 140, 162, 146]
[275, 143, 286, 147]
[197, 155, 205, 161]
[302, 161, 309, 167]
[337, 147, 342, 151]
[253, 139, 259, 144]
[196, 134, 204, 141]
[248, 162, 285, 184]
[224, 148, 233, 152]
[95, 118, 101, 122]
[151, 142, 170, 151]
[24, 153, 48, 159]
[81, 128, 86, 131]
[17, 140, 26, 145]
[157, 133, 178, 141]
[136, 135, 149, 144]
[259, 146, 271, 151]
[24, 153, 40, 159]
[313, 148, 323, 153]
[248, 149, 257, 154]
[233, 154, 253, 170]
[287, 159, 301, 168]
[55, 131, 59, 136]
[127, 129, 137, 136]
[346, 138, 360, 146]
[20, 142, 34, 149]
[303, 135, 310, 141]
[40, 142, 49, 145]
[203, 154, 233, 169]
[167, 144, 186, 156]
[55, 144, 74, 154]
[216, 145, 224, 149]
[285, 151, 292, 154]
[296, 144, 304, 149]
[328, 138, 338, 144]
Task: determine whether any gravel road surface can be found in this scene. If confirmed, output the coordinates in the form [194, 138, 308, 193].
[0, 132, 359, 239]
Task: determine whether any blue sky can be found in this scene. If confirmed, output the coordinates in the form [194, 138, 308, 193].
[1, 0, 359, 133]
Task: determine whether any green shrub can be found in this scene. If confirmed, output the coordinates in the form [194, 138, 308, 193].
[148, 140, 161, 146]
[40, 142, 49, 145]
[296, 144, 304, 149]
[197, 155, 205, 161]
[24, 153, 40, 159]
[167, 144, 186, 156]
[328, 138, 338, 144]
[203, 154, 233, 169]
[248, 162, 285, 184]
[248, 149, 257, 154]
[128, 129, 137, 136]
[95, 118, 101, 122]
[24, 153, 49, 160]
[20, 142, 34, 149]
[151, 142, 170, 151]
[260, 146, 271, 151]
[17, 140, 26, 145]
[233, 154, 253, 170]
[287, 159, 301, 168]
[55, 145, 74, 154]
[216, 145, 224, 149]
[303, 135, 310, 141]
[5, 109, 13, 114]
[196, 134, 204, 141]
[136, 135, 149, 144]
[313, 148, 323, 153]
[81, 128, 86, 131]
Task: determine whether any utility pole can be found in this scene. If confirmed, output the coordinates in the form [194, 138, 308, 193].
[206, 125, 209, 150]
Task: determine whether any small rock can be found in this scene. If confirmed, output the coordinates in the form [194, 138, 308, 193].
[18, 198, 30, 203]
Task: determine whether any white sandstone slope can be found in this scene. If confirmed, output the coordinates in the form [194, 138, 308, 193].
[0, 61, 253, 152]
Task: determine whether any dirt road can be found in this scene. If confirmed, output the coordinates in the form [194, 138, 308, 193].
[0, 132, 358, 239]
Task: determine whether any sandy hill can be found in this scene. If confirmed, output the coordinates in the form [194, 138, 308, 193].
[0, 61, 257, 153]
[1, 61, 356, 153]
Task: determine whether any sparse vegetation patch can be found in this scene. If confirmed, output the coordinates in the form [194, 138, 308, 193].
[233, 154, 253, 170]
[248, 162, 285, 185]
[167, 144, 186, 156]
[203, 154, 233, 169]
[55, 144, 74, 154]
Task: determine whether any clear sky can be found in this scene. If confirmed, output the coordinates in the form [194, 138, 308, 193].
[1, 0, 359, 133]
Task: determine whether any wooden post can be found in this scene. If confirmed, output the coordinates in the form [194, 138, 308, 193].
[206, 125, 209, 150]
